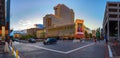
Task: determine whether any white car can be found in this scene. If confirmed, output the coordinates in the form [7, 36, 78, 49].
[73, 39, 80, 43]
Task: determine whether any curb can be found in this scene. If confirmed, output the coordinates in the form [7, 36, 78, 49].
[108, 45, 113, 58]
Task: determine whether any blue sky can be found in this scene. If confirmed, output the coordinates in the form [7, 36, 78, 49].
[10, 0, 118, 30]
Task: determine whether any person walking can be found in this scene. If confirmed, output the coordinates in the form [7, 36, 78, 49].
[104, 34, 108, 44]
[4, 36, 10, 53]
[94, 37, 97, 43]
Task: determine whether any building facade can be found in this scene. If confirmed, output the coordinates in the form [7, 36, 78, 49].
[0, 0, 5, 37]
[103, 2, 120, 41]
[36, 29, 44, 38]
[43, 4, 75, 39]
[6, 0, 10, 35]
[46, 24, 75, 39]
[14, 33, 21, 38]
[92, 30, 96, 37]
[27, 28, 41, 37]
[0, 0, 10, 39]
[43, 4, 91, 39]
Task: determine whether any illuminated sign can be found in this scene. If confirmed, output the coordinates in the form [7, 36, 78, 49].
[2, 26, 5, 39]
[77, 23, 84, 34]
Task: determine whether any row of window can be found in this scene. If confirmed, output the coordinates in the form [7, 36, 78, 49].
[0, 15, 4, 18]
[108, 8, 120, 12]
[0, 7, 3, 10]
[48, 30, 74, 36]
[108, 3, 120, 7]
[109, 14, 120, 18]
[0, 22, 5, 25]
[46, 18, 52, 27]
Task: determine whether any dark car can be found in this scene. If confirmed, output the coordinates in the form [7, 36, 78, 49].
[28, 38, 36, 43]
[43, 38, 57, 45]
[12, 38, 19, 42]
[0, 38, 2, 45]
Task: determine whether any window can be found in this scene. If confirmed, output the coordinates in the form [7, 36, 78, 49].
[119, 9, 120, 12]
[0, 6, 1, 9]
[119, 4, 120, 7]
[108, 9, 117, 12]
[46, 18, 52, 26]
[108, 3, 117, 7]
[119, 15, 120, 18]
[109, 14, 118, 18]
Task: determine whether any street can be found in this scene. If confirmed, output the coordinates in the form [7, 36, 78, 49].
[13, 40, 108, 58]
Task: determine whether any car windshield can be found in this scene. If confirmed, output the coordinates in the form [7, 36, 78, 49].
[32, 39, 35, 41]
[46, 38, 50, 41]
[15, 39, 18, 40]
[47, 38, 56, 41]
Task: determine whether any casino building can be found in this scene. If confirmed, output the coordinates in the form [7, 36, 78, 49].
[43, 4, 85, 39]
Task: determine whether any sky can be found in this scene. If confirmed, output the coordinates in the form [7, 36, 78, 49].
[10, 0, 119, 30]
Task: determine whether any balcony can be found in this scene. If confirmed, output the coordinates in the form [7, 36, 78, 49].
[108, 8, 118, 12]
[108, 3, 118, 7]
[109, 14, 118, 18]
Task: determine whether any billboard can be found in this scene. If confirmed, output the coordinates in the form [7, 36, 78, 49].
[77, 23, 84, 34]
[75, 19, 84, 38]
[2, 26, 5, 39]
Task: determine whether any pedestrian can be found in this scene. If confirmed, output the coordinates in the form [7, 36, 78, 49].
[104, 34, 108, 44]
[98, 37, 100, 43]
[4, 42, 10, 53]
[94, 37, 97, 43]
[5, 36, 10, 44]
[4, 36, 10, 53]
[9, 39, 12, 46]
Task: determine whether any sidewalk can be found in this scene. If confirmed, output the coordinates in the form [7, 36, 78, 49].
[0, 45, 14, 58]
[109, 43, 120, 58]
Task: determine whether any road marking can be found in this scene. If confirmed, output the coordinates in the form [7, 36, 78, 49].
[108, 45, 113, 58]
[9, 46, 20, 58]
[26, 43, 94, 54]
[27, 44, 67, 54]
[65, 43, 94, 54]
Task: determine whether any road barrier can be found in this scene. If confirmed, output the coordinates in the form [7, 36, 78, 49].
[16, 50, 19, 58]
[9, 46, 20, 58]
[12, 46, 14, 55]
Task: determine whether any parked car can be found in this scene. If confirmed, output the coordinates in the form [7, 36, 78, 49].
[43, 38, 57, 45]
[28, 38, 36, 43]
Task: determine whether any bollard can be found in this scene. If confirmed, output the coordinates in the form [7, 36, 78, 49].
[12, 46, 14, 55]
[16, 50, 19, 58]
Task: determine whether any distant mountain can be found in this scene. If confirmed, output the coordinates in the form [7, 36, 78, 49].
[35, 24, 43, 29]
[10, 30, 27, 36]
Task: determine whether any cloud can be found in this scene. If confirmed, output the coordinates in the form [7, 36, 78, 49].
[11, 15, 43, 30]
[75, 12, 102, 30]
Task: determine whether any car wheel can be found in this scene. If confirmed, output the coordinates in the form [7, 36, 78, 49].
[47, 42, 49, 44]
[55, 42, 57, 44]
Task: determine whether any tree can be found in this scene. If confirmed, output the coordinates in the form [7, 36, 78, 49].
[85, 31, 88, 38]
[40, 31, 45, 38]
[96, 31, 100, 39]
[21, 35, 33, 40]
[89, 33, 92, 38]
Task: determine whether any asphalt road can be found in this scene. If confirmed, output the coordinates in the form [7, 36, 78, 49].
[13, 40, 108, 58]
